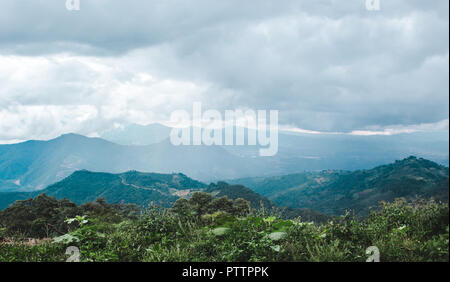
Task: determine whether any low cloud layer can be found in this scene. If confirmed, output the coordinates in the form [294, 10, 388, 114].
[0, 0, 448, 142]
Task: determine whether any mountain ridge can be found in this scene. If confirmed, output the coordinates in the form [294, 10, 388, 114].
[1, 157, 447, 219]
[0, 169, 329, 222]
[1, 126, 448, 192]
[0, 170, 206, 209]
[0, 133, 266, 191]
[230, 156, 449, 216]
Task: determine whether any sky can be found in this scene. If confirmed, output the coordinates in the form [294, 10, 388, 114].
[0, 0, 448, 143]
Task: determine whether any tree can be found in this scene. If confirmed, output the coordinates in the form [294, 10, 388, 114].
[188, 192, 213, 216]
[233, 198, 251, 216]
[0, 193, 79, 238]
[172, 198, 191, 216]
[209, 197, 234, 214]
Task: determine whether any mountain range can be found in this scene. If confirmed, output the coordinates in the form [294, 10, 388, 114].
[0, 156, 447, 220]
[0, 133, 265, 192]
[0, 123, 448, 192]
[99, 123, 449, 166]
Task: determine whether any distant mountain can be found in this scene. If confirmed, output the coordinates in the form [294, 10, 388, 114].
[99, 123, 449, 170]
[1, 126, 448, 192]
[99, 123, 171, 146]
[266, 130, 449, 173]
[0, 134, 126, 191]
[0, 134, 266, 192]
[231, 156, 449, 216]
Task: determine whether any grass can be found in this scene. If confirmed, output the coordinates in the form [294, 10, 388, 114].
[0, 198, 448, 262]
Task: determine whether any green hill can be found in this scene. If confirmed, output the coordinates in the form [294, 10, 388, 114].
[0, 170, 206, 209]
[0, 133, 267, 192]
[231, 156, 449, 216]
[0, 170, 328, 222]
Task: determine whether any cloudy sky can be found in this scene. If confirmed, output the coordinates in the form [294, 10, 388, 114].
[0, 0, 448, 143]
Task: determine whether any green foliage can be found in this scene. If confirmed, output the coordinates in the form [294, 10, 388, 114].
[0, 243, 66, 262]
[171, 192, 252, 219]
[364, 198, 449, 262]
[0, 195, 448, 262]
[0, 194, 139, 238]
[0, 193, 79, 238]
[52, 234, 79, 244]
[212, 227, 230, 236]
[268, 232, 287, 241]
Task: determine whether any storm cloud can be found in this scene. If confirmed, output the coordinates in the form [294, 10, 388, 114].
[0, 0, 448, 142]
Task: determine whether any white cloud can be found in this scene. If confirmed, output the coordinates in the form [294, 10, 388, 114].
[350, 119, 450, 136]
[0, 54, 209, 141]
[0, 104, 98, 142]
[0, 0, 448, 142]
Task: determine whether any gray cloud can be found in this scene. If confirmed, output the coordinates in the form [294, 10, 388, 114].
[0, 0, 448, 141]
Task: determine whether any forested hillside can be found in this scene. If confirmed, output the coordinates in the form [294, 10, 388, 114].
[0, 170, 206, 209]
[231, 157, 449, 216]
[2, 157, 448, 219]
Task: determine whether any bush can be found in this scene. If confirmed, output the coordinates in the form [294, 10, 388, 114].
[0, 197, 448, 262]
